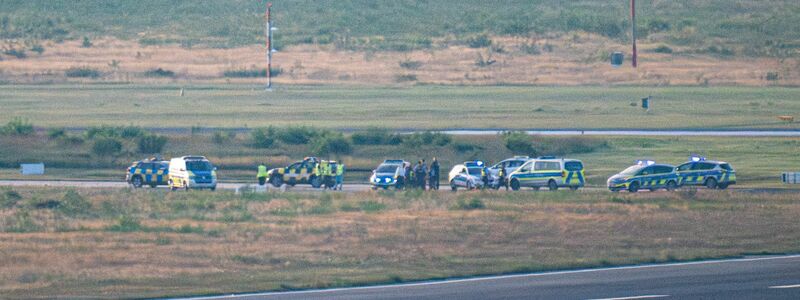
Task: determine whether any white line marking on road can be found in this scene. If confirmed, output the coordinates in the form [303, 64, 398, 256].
[587, 295, 669, 300]
[769, 284, 800, 289]
[173, 255, 800, 300]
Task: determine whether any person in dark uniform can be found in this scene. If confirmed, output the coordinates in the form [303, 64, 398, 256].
[429, 157, 440, 190]
[481, 166, 489, 190]
[498, 164, 509, 190]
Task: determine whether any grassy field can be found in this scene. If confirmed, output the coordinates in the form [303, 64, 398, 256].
[0, 187, 799, 298]
[1, 130, 799, 188]
[3, 85, 800, 129]
[2, 0, 799, 52]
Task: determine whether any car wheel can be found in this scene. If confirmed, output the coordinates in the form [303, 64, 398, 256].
[718, 183, 729, 190]
[569, 186, 579, 191]
[131, 176, 143, 188]
[310, 176, 322, 188]
[510, 179, 520, 191]
[184, 182, 189, 191]
[271, 176, 283, 188]
[649, 188, 657, 192]
[466, 181, 473, 190]
[666, 180, 678, 191]
[450, 180, 457, 191]
[548, 180, 558, 191]
[705, 178, 718, 190]
[628, 182, 640, 193]
[210, 186, 216, 191]
[149, 182, 157, 188]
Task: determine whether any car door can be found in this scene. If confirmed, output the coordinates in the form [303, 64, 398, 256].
[636, 166, 654, 187]
[515, 162, 533, 187]
[676, 162, 694, 185]
[456, 167, 470, 187]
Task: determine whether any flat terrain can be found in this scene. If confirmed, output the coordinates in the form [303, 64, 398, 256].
[0, 188, 799, 298]
[3, 85, 800, 129]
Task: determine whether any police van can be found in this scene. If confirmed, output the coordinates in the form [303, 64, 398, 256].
[168, 156, 217, 191]
[607, 160, 678, 193]
[508, 157, 585, 191]
[126, 158, 169, 188]
[266, 157, 322, 188]
[676, 156, 736, 189]
[448, 161, 487, 191]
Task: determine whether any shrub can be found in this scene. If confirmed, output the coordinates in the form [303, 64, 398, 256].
[144, 68, 175, 78]
[466, 34, 492, 48]
[275, 126, 320, 145]
[81, 36, 92, 48]
[399, 60, 422, 70]
[503, 132, 536, 156]
[92, 137, 122, 157]
[456, 197, 485, 210]
[213, 131, 237, 144]
[46, 128, 65, 139]
[403, 131, 451, 147]
[222, 68, 282, 78]
[2, 117, 35, 136]
[351, 128, 397, 145]
[395, 74, 417, 82]
[137, 134, 168, 153]
[30, 44, 44, 54]
[85, 125, 144, 139]
[107, 215, 142, 232]
[59, 190, 90, 216]
[65, 67, 100, 78]
[453, 142, 481, 153]
[3, 48, 26, 59]
[250, 128, 275, 148]
[653, 45, 673, 54]
[312, 133, 352, 155]
[1, 188, 22, 208]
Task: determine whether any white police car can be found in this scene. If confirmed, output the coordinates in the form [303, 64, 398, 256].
[488, 156, 528, 188]
[448, 161, 486, 191]
[370, 160, 408, 190]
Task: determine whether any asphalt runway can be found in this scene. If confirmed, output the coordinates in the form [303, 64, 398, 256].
[179, 255, 800, 300]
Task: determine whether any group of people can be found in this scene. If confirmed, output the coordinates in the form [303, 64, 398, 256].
[402, 158, 440, 190]
[316, 160, 345, 190]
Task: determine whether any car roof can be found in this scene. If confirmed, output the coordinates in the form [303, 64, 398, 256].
[681, 160, 726, 165]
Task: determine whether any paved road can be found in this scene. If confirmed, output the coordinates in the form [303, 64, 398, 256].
[179, 255, 800, 300]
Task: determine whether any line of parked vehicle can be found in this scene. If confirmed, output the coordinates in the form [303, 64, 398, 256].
[125, 154, 736, 193]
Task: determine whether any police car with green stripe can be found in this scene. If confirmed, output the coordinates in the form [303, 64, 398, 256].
[508, 157, 585, 191]
[266, 157, 322, 188]
[676, 156, 736, 189]
[126, 158, 169, 188]
[607, 160, 679, 193]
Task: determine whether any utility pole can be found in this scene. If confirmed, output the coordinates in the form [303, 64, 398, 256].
[265, 2, 274, 90]
[631, 0, 638, 68]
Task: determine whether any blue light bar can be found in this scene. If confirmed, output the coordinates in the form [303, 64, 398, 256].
[690, 155, 705, 162]
[635, 160, 656, 166]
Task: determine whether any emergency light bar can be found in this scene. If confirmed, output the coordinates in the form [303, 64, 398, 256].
[635, 160, 656, 166]
[690, 155, 706, 162]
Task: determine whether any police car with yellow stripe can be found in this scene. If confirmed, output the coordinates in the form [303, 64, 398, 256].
[607, 160, 679, 192]
[509, 157, 585, 191]
[126, 158, 169, 188]
[676, 156, 736, 189]
[266, 157, 322, 188]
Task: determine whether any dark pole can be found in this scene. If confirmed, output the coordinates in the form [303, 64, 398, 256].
[266, 2, 272, 90]
[631, 0, 637, 68]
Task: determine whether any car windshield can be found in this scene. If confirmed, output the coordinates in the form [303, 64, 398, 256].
[376, 165, 398, 173]
[186, 161, 213, 171]
[619, 165, 643, 176]
[467, 168, 482, 176]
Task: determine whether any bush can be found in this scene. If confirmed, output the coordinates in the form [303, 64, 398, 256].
[222, 68, 282, 78]
[466, 34, 492, 48]
[30, 44, 45, 54]
[92, 137, 122, 157]
[453, 142, 481, 153]
[456, 197, 485, 210]
[2, 117, 35, 136]
[137, 134, 168, 153]
[503, 132, 535, 156]
[312, 133, 352, 155]
[59, 190, 90, 216]
[250, 128, 275, 148]
[275, 126, 320, 145]
[46, 128, 65, 139]
[144, 68, 175, 78]
[3, 48, 26, 59]
[85, 125, 144, 139]
[403, 131, 451, 147]
[1, 188, 22, 208]
[65, 67, 100, 78]
[653, 45, 673, 54]
[107, 215, 142, 232]
[351, 128, 399, 145]
[81, 36, 92, 48]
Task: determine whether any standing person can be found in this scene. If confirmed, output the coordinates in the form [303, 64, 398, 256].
[319, 160, 329, 189]
[420, 159, 428, 190]
[481, 166, 489, 190]
[326, 161, 334, 190]
[429, 158, 440, 190]
[498, 164, 509, 191]
[413, 161, 423, 189]
[257, 163, 268, 186]
[335, 162, 345, 190]
[406, 163, 414, 190]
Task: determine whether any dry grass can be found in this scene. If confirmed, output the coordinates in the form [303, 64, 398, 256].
[0, 187, 799, 298]
[1, 35, 797, 86]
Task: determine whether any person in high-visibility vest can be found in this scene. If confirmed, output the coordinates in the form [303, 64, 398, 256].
[335, 163, 345, 190]
[319, 160, 329, 189]
[257, 164, 268, 186]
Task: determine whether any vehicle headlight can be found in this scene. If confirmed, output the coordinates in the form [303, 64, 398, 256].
[372, 177, 379, 183]
[385, 177, 391, 183]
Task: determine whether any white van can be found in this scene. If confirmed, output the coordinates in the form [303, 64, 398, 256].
[168, 156, 217, 191]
